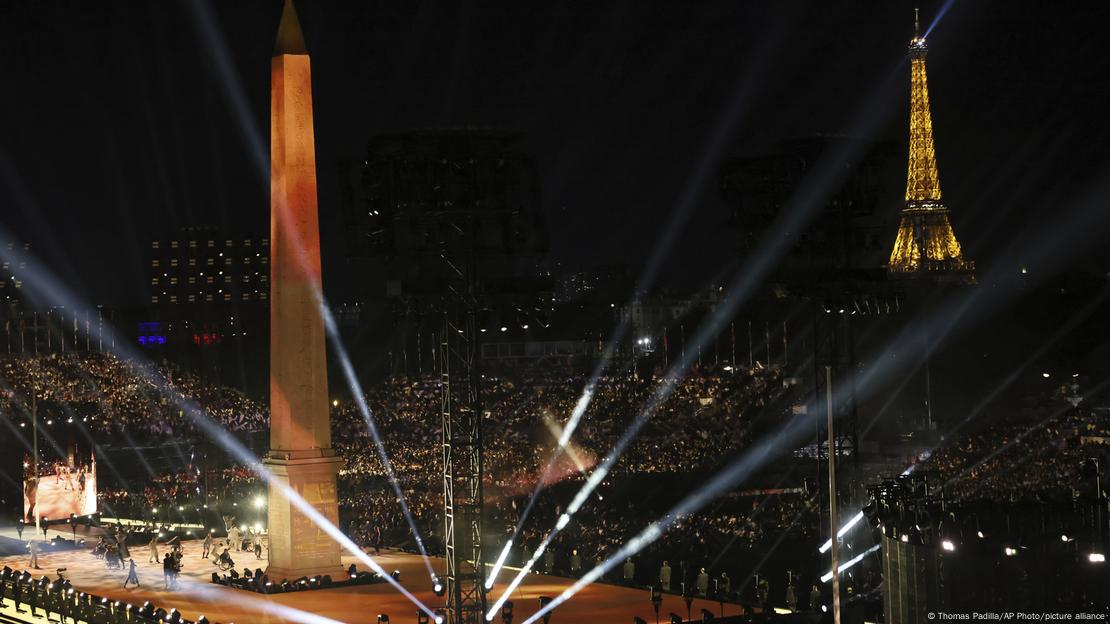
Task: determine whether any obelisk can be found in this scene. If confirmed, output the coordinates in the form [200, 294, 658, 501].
[263, 0, 343, 580]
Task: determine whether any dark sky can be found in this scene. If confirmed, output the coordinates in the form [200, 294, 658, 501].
[1, 0, 1108, 306]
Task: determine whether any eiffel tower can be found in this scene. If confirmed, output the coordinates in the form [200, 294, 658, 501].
[888, 9, 974, 281]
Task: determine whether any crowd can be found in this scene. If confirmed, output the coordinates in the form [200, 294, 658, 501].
[916, 384, 1110, 502]
[0, 353, 265, 437]
[332, 368, 787, 488]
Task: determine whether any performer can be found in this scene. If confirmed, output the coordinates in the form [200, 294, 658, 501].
[28, 540, 40, 570]
[147, 535, 160, 564]
[202, 532, 213, 558]
[123, 559, 140, 589]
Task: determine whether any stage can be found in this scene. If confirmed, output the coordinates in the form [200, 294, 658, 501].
[0, 530, 750, 623]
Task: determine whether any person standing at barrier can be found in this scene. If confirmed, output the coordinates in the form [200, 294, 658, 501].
[756, 576, 770, 605]
[623, 557, 635, 585]
[719, 571, 731, 599]
[696, 567, 709, 597]
[570, 549, 581, 577]
[659, 560, 672, 592]
[809, 584, 822, 612]
[124, 558, 140, 589]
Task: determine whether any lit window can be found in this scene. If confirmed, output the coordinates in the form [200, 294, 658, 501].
[206, 276, 214, 284]
[206, 258, 214, 266]
[188, 277, 196, 284]
[205, 294, 214, 302]
[152, 241, 160, 249]
[170, 295, 178, 303]
[224, 276, 232, 284]
[170, 277, 178, 285]
[188, 295, 196, 302]
[260, 292, 268, 300]
[243, 239, 252, 247]
[242, 275, 250, 282]
[207, 240, 215, 247]
[243, 257, 250, 265]
[151, 278, 159, 285]
[171, 241, 179, 248]
[225, 239, 233, 247]
[151, 296, 159, 304]
[242, 293, 250, 300]
[223, 293, 232, 301]
[189, 240, 197, 248]
[225, 258, 232, 266]
[170, 259, 178, 267]
[151, 260, 160, 267]
[188, 258, 196, 266]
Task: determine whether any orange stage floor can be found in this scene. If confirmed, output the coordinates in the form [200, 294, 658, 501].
[0, 536, 747, 623]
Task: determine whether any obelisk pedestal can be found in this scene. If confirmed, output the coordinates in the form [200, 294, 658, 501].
[263, 0, 344, 581]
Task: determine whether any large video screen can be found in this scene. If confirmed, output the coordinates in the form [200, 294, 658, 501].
[23, 457, 97, 523]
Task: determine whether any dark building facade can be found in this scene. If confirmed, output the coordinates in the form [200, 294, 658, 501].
[147, 227, 269, 307]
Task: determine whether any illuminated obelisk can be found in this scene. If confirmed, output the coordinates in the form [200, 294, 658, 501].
[263, 0, 343, 580]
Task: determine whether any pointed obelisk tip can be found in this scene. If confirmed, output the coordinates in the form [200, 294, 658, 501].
[913, 7, 921, 37]
[274, 0, 307, 56]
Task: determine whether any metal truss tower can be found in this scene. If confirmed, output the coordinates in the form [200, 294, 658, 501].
[439, 291, 487, 624]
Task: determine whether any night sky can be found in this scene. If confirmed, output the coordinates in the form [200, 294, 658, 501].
[1, 0, 1108, 307]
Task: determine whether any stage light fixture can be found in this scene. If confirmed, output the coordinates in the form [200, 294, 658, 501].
[1004, 546, 1018, 557]
[1089, 553, 1106, 563]
[670, 614, 683, 624]
[941, 539, 955, 552]
[377, 615, 390, 623]
[634, 618, 648, 624]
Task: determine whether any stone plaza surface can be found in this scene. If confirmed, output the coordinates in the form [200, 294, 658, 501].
[0, 534, 748, 623]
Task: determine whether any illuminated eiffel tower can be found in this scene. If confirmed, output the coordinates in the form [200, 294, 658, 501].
[888, 10, 974, 281]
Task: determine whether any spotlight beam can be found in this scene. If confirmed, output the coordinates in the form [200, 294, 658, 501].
[821, 544, 881, 583]
[818, 510, 864, 554]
